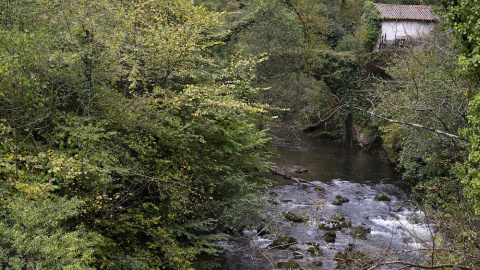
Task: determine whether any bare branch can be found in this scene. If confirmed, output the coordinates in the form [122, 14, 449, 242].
[347, 105, 469, 143]
[269, 168, 311, 185]
[367, 261, 473, 270]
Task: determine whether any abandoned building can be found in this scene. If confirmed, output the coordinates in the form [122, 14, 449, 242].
[374, 3, 439, 49]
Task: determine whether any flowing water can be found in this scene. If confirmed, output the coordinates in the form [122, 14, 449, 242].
[218, 127, 430, 270]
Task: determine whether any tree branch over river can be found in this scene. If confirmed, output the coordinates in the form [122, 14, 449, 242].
[347, 104, 470, 143]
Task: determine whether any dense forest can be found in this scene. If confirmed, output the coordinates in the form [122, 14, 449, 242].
[1, 0, 480, 269]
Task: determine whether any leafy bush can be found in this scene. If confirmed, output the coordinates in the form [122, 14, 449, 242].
[357, 1, 381, 52]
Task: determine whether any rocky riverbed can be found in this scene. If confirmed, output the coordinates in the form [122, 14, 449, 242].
[218, 129, 431, 270]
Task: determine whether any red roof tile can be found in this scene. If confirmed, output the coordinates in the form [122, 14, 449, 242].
[374, 4, 439, 21]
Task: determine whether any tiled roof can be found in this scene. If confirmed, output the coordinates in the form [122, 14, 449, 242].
[374, 4, 439, 21]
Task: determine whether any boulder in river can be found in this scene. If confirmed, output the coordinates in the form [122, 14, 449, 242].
[332, 213, 345, 221]
[269, 236, 298, 249]
[341, 220, 352, 228]
[336, 195, 350, 203]
[314, 185, 325, 192]
[324, 231, 337, 243]
[283, 212, 308, 222]
[306, 244, 323, 257]
[319, 220, 341, 230]
[294, 168, 309, 174]
[350, 226, 371, 240]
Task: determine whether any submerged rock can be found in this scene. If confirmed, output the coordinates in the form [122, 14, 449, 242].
[283, 212, 308, 222]
[374, 194, 392, 201]
[269, 236, 298, 249]
[312, 261, 323, 267]
[277, 260, 301, 269]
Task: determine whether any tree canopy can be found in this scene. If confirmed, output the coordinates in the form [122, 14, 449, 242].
[0, 0, 272, 269]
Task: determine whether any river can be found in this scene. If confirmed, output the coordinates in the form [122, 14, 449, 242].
[218, 127, 431, 270]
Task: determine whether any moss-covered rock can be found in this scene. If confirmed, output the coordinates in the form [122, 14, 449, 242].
[324, 231, 337, 243]
[341, 220, 352, 228]
[336, 195, 350, 203]
[350, 226, 371, 240]
[295, 168, 309, 174]
[312, 261, 323, 267]
[307, 245, 323, 256]
[283, 212, 308, 222]
[374, 194, 391, 201]
[269, 236, 298, 249]
[332, 213, 345, 221]
[325, 231, 337, 237]
[277, 260, 301, 269]
[332, 200, 343, 205]
[335, 251, 371, 269]
[314, 185, 325, 191]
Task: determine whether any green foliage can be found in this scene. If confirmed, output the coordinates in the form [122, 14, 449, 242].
[0, 192, 100, 270]
[0, 0, 273, 269]
[374, 30, 469, 208]
[357, 1, 381, 52]
[203, 0, 368, 133]
[0, 123, 103, 269]
[438, 0, 480, 214]
[460, 94, 480, 213]
[438, 0, 480, 78]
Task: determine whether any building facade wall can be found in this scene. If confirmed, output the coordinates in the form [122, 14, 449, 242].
[376, 20, 435, 49]
[381, 20, 434, 40]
